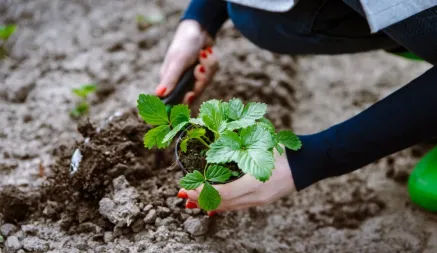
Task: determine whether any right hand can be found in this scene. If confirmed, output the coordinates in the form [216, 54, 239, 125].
[155, 20, 219, 105]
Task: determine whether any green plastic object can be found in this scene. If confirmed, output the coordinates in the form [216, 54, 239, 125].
[408, 145, 437, 212]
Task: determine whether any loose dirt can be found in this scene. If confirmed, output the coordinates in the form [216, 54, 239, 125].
[1, 0, 437, 253]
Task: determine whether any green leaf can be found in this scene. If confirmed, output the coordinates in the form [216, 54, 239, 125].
[144, 125, 171, 149]
[180, 137, 189, 152]
[170, 105, 190, 127]
[227, 98, 244, 120]
[198, 182, 221, 211]
[137, 94, 169, 126]
[70, 102, 89, 118]
[206, 131, 241, 164]
[189, 117, 205, 126]
[72, 84, 97, 98]
[0, 25, 17, 40]
[276, 130, 302, 151]
[162, 121, 188, 144]
[232, 171, 240, 177]
[227, 102, 267, 130]
[0, 235, 4, 243]
[179, 170, 205, 190]
[187, 128, 206, 138]
[258, 117, 275, 134]
[199, 100, 227, 134]
[206, 125, 275, 182]
[206, 165, 232, 183]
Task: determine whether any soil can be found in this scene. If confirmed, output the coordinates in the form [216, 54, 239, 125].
[1, 0, 437, 253]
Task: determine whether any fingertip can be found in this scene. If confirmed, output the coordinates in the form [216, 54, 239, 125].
[183, 91, 196, 106]
[155, 85, 167, 97]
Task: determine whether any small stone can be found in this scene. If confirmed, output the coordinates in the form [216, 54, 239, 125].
[143, 209, 157, 224]
[214, 229, 230, 239]
[103, 232, 114, 243]
[5, 236, 21, 252]
[143, 204, 153, 212]
[1, 223, 18, 237]
[131, 218, 145, 233]
[166, 197, 183, 210]
[155, 217, 175, 227]
[157, 206, 171, 217]
[95, 246, 107, 253]
[21, 236, 49, 253]
[42, 201, 60, 217]
[183, 217, 209, 236]
[113, 226, 123, 237]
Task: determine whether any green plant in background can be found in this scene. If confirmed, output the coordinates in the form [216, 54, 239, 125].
[136, 14, 165, 30]
[70, 84, 97, 118]
[137, 94, 302, 211]
[0, 235, 4, 243]
[0, 24, 17, 58]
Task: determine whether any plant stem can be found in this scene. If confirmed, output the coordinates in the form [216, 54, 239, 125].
[196, 137, 210, 148]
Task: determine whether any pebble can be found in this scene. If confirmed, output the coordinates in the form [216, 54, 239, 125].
[5, 236, 21, 252]
[21, 237, 49, 253]
[1, 223, 18, 237]
[103, 232, 114, 243]
[143, 209, 157, 224]
[157, 206, 171, 217]
[183, 217, 209, 236]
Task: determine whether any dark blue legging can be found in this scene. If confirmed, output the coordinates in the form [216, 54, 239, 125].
[225, 0, 437, 190]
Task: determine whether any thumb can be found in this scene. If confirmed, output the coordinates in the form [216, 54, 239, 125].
[156, 56, 194, 97]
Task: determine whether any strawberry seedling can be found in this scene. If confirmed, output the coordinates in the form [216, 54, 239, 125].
[137, 94, 302, 211]
[70, 84, 97, 118]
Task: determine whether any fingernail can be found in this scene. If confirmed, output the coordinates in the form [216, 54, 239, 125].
[188, 94, 196, 105]
[200, 51, 207, 59]
[207, 47, 213, 54]
[186, 202, 197, 209]
[155, 86, 166, 97]
[208, 211, 217, 217]
[199, 65, 205, 73]
[177, 191, 188, 199]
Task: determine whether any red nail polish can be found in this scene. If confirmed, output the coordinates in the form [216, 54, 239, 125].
[156, 86, 166, 97]
[199, 65, 205, 73]
[186, 202, 197, 209]
[208, 211, 217, 217]
[207, 47, 213, 54]
[177, 191, 188, 199]
[200, 51, 207, 58]
[188, 95, 196, 105]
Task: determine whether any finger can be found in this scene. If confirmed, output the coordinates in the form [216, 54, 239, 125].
[192, 64, 208, 95]
[199, 48, 219, 78]
[157, 56, 191, 97]
[185, 199, 199, 209]
[182, 91, 196, 105]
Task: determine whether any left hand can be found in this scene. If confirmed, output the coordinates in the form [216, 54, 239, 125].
[177, 146, 297, 216]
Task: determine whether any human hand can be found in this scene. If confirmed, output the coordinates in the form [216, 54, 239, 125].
[177, 146, 297, 216]
[155, 20, 219, 105]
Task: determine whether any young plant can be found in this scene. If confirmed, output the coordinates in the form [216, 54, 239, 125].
[137, 94, 302, 211]
[136, 14, 165, 31]
[70, 84, 97, 118]
[0, 24, 17, 59]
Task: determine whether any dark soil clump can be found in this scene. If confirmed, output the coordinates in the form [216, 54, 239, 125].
[0, 185, 38, 223]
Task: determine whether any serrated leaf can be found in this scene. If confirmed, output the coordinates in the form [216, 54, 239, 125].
[170, 105, 190, 127]
[206, 131, 241, 164]
[198, 182, 221, 211]
[137, 94, 169, 126]
[144, 125, 171, 149]
[276, 130, 302, 151]
[189, 117, 205, 126]
[180, 137, 189, 152]
[72, 84, 97, 98]
[206, 165, 232, 183]
[227, 102, 267, 130]
[227, 98, 244, 120]
[199, 100, 227, 134]
[232, 171, 240, 177]
[179, 170, 205, 190]
[206, 125, 274, 182]
[0, 25, 16, 40]
[162, 121, 188, 144]
[187, 128, 206, 139]
[258, 118, 275, 134]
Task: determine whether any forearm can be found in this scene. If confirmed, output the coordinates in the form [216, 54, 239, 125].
[288, 66, 437, 190]
[182, 0, 229, 38]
